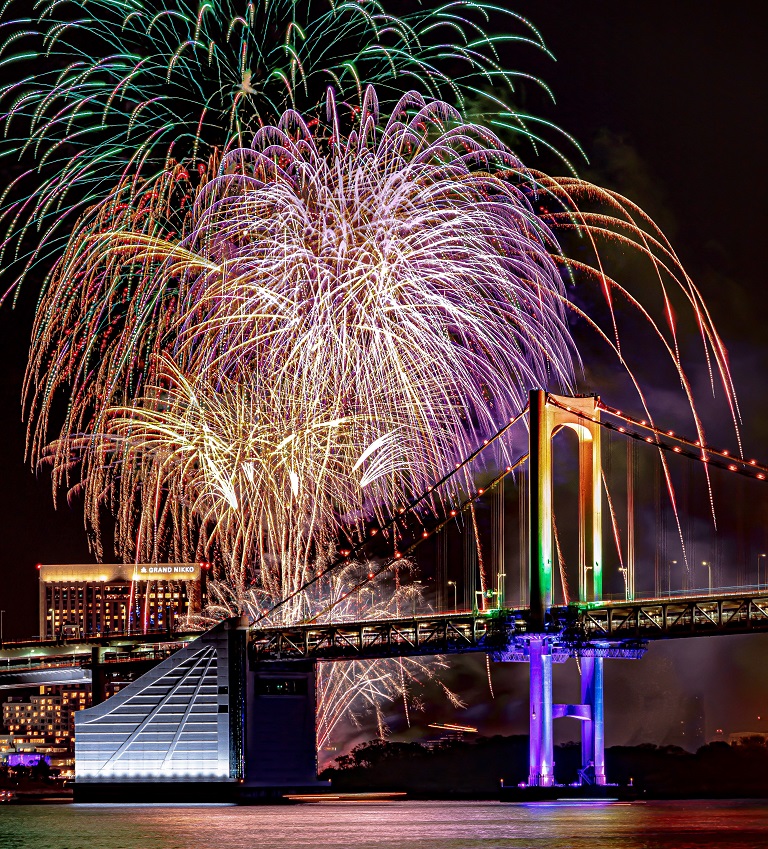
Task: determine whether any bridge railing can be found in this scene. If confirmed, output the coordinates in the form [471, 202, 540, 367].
[557, 592, 768, 641]
[249, 611, 525, 663]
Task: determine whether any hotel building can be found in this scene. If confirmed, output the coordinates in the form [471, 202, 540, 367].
[38, 563, 207, 638]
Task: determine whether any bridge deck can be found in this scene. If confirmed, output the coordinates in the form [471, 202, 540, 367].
[6, 591, 768, 675]
[249, 591, 768, 663]
[249, 612, 507, 663]
[567, 592, 768, 641]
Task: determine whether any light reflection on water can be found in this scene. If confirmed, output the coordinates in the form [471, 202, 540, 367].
[2, 800, 768, 849]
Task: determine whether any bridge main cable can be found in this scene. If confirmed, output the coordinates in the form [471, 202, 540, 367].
[547, 395, 768, 482]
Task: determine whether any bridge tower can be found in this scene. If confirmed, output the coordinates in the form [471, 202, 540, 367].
[527, 389, 604, 787]
[72, 617, 323, 801]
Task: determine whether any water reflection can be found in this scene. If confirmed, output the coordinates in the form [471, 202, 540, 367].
[1, 800, 768, 849]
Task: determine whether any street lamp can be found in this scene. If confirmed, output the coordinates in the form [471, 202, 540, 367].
[496, 573, 506, 609]
[447, 580, 457, 611]
[758, 554, 766, 590]
[412, 580, 422, 617]
[668, 561, 677, 596]
[702, 561, 712, 595]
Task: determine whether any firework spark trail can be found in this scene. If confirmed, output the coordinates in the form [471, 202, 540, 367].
[27, 91, 576, 584]
[0, 0, 573, 289]
[0, 2, 741, 745]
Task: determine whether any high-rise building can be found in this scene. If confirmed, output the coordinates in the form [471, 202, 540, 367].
[2, 684, 90, 740]
[1, 684, 92, 776]
[38, 563, 208, 639]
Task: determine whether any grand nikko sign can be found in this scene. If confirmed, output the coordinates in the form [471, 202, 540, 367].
[131, 564, 202, 581]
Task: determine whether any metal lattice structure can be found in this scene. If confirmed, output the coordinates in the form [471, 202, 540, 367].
[564, 593, 768, 640]
[249, 613, 508, 663]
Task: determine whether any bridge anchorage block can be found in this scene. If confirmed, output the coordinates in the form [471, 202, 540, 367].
[72, 618, 329, 803]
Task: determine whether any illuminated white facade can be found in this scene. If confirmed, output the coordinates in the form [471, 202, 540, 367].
[75, 624, 236, 782]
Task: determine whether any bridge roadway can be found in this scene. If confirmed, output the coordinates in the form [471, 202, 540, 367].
[3, 589, 768, 682]
[564, 590, 768, 641]
[0, 631, 199, 690]
[248, 589, 768, 663]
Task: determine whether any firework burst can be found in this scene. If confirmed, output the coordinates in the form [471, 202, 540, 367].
[2, 2, 740, 744]
[27, 90, 576, 578]
[0, 0, 572, 288]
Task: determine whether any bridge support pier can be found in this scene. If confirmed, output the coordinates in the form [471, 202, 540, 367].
[525, 644, 605, 788]
[528, 638, 554, 787]
[241, 659, 322, 799]
[580, 655, 605, 785]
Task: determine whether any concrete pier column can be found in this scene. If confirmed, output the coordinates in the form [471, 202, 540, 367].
[528, 639, 554, 786]
[580, 654, 606, 785]
[90, 646, 107, 705]
[243, 659, 322, 795]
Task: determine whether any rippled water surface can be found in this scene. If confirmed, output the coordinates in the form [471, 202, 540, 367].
[2, 800, 768, 849]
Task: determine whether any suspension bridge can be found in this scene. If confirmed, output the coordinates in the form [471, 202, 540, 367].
[4, 389, 768, 801]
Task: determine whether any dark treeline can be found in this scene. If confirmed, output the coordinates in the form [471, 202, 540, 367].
[320, 736, 768, 798]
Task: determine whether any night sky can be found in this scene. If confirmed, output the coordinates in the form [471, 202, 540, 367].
[0, 1, 766, 754]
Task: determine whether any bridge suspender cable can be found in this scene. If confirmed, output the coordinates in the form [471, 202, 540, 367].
[253, 406, 531, 626]
[299, 453, 530, 625]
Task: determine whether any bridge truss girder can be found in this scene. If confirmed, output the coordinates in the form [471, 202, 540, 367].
[561, 593, 768, 640]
